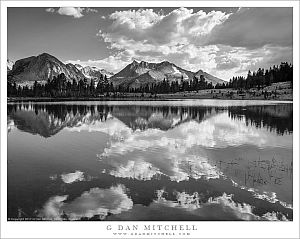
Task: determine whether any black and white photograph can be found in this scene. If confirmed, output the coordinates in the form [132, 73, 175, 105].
[1, 1, 299, 239]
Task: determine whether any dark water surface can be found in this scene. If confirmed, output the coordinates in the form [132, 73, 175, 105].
[7, 100, 293, 221]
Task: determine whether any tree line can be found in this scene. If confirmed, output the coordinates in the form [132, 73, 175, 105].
[115, 74, 214, 94]
[7, 62, 292, 97]
[215, 62, 293, 90]
[8, 73, 113, 98]
[8, 73, 214, 97]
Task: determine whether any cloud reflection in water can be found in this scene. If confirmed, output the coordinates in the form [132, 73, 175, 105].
[66, 112, 291, 182]
[39, 184, 133, 220]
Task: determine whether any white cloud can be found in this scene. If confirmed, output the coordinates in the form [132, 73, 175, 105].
[38, 195, 68, 220]
[86, 8, 98, 13]
[45, 7, 98, 18]
[109, 8, 163, 30]
[100, 8, 227, 53]
[102, 8, 229, 46]
[45, 8, 55, 13]
[109, 159, 160, 180]
[39, 185, 133, 220]
[57, 7, 84, 18]
[61, 170, 85, 184]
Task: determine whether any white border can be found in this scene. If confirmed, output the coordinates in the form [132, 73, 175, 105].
[1, 1, 299, 238]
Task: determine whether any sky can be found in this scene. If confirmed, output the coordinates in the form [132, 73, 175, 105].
[7, 7, 293, 80]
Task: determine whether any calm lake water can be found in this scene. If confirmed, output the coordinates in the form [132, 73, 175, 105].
[7, 100, 293, 221]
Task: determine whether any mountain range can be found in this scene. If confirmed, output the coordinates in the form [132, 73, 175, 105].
[7, 53, 224, 87]
[111, 60, 224, 88]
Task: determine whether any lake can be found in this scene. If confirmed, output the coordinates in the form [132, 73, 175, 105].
[7, 100, 293, 221]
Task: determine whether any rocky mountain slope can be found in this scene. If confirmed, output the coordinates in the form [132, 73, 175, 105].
[8, 53, 85, 84]
[110, 60, 224, 88]
[7, 53, 112, 85]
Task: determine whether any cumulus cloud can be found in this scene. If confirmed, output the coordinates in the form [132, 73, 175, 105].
[45, 8, 55, 13]
[39, 195, 68, 220]
[61, 170, 85, 184]
[57, 7, 84, 18]
[39, 185, 133, 220]
[45, 7, 98, 18]
[101, 8, 229, 47]
[88, 7, 292, 80]
[109, 159, 160, 180]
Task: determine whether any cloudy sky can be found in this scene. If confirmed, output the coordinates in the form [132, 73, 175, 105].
[8, 7, 292, 80]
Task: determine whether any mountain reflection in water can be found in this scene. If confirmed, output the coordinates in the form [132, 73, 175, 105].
[7, 100, 293, 221]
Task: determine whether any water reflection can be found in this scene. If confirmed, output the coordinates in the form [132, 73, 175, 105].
[7, 102, 292, 136]
[7, 101, 293, 221]
[229, 105, 292, 135]
[39, 184, 133, 220]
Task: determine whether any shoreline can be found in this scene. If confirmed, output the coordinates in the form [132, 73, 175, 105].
[7, 95, 293, 103]
[8, 82, 293, 102]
